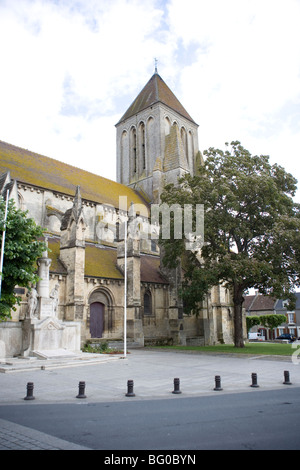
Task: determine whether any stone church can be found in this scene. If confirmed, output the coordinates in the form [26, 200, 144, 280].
[0, 71, 234, 357]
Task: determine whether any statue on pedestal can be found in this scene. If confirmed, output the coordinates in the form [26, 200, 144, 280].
[50, 284, 59, 317]
[26, 287, 38, 318]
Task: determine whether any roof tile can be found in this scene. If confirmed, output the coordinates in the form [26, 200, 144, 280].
[117, 73, 196, 124]
[0, 140, 149, 211]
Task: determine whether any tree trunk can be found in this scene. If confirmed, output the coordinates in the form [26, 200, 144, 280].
[233, 283, 245, 348]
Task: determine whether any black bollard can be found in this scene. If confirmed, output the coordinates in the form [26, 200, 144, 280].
[76, 381, 87, 398]
[125, 380, 135, 397]
[283, 370, 292, 385]
[172, 377, 182, 394]
[214, 375, 223, 391]
[24, 382, 35, 400]
[250, 372, 259, 388]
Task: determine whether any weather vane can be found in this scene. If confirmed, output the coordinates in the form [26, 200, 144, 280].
[154, 58, 158, 73]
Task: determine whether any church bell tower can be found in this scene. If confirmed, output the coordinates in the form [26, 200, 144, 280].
[116, 70, 201, 203]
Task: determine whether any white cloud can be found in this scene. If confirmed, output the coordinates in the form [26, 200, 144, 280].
[169, 0, 300, 198]
[0, 0, 172, 178]
[0, 0, 299, 200]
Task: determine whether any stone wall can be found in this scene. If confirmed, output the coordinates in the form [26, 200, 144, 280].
[0, 322, 22, 358]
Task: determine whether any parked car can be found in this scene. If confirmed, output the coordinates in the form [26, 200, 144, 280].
[276, 334, 296, 342]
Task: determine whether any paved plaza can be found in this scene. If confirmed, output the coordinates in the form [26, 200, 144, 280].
[0, 348, 299, 449]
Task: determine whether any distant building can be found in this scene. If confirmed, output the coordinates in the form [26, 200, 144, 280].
[275, 294, 300, 339]
[244, 292, 300, 339]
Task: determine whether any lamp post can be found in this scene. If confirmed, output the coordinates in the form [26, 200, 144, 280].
[0, 190, 9, 299]
[123, 214, 127, 358]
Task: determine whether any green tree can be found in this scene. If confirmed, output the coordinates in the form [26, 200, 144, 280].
[159, 141, 300, 347]
[246, 316, 261, 333]
[0, 197, 46, 320]
[246, 314, 287, 337]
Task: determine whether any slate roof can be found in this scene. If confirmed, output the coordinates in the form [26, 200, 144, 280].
[276, 293, 300, 311]
[0, 140, 148, 211]
[244, 294, 276, 312]
[140, 255, 168, 284]
[116, 73, 197, 125]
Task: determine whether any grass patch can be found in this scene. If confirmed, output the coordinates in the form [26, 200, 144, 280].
[151, 342, 296, 356]
[82, 341, 125, 355]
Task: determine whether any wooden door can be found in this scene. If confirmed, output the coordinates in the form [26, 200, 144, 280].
[90, 302, 104, 338]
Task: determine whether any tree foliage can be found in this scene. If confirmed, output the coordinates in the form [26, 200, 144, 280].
[246, 314, 287, 333]
[160, 141, 300, 347]
[246, 316, 261, 333]
[0, 197, 46, 320]
[258, 314, 287, 331]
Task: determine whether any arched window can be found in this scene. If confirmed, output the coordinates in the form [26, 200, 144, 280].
[120, 130, 127, 183]
[138, 122, 146, 173]
[164, 116, 171, 135]
[188, 130, 194, 174]
[146, 117, 154, 165]
[142, 126, 146, 170]
[181, 126, 188, 161]
[130, 127, 137, 176]
[144, 290, 152, 315]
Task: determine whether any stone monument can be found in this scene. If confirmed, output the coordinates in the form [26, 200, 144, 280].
[21, 238, 81, 359]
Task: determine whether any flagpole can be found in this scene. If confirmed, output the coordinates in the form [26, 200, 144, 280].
[123, 213, 127, 358]
[0, 190, 9, 299]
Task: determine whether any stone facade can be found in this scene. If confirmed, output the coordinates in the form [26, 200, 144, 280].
[0, 71, 235, 357]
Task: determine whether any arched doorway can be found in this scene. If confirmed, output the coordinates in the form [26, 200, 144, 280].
[90, 302, 104, 338]
[88, 287, 115, 339]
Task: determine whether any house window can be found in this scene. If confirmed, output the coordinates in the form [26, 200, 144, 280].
[144, 291, 152, 315]
[288, 312, 295, 324]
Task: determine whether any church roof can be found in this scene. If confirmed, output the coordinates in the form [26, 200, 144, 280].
[116, 73, 197, 125]
[48, 236, 168, 283]
[85, 243, 168, 283]
[85, 243, 124, 280]
[47, 236, 168, 283]
[140, 255, 168, 284]
[0, 140, 148, 211]
[47, 237, 68, 274]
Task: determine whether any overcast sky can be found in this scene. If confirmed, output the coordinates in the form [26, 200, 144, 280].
[1, 0, 300, 201]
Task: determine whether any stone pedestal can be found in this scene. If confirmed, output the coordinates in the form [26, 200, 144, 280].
[38, 297, 54, 318]
[22, 312, 81, 359]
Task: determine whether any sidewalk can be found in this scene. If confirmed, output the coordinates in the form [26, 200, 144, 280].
[0, 348, 299, 449]
[0, 418, 90, 450]
[1, 348, 298, 402]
